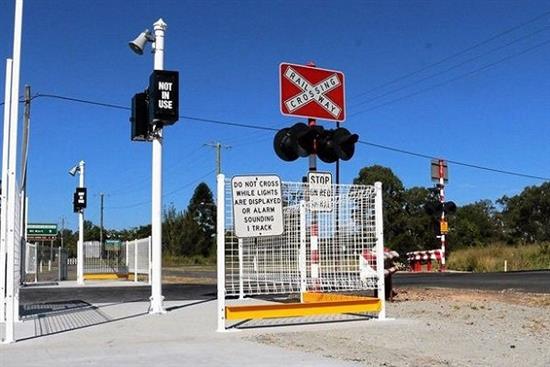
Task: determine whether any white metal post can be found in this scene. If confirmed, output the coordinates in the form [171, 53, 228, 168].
[134, 239, 138, 283]
[14, 194, 24, 322]
[57, 246, 61, 281]
[149, 18, 167, 315]
[299, 200, 307, 302]
[34, 243, 37, 283]
[148, 236, 152, 285]
[125, 240, 129, 270]
[374, 181, 386, 320]
[77, 160, 85, 285]
[0, 58, 13, 325]
[216, 174, 226, 332]
[238, 238, 244, 299]
[3, 0, 24, 344]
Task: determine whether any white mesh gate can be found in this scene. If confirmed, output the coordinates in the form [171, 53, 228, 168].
[125, 237, 151, 283]
[217, 174, 386, 330]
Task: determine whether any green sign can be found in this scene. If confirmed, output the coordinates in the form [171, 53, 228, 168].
[27, 223, 58, 237]
[105, 239, 122, 251]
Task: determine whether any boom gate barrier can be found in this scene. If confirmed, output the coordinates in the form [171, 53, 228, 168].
[216, 174, 386, 331]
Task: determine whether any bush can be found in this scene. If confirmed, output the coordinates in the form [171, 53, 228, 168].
[447, 242, 550, 272]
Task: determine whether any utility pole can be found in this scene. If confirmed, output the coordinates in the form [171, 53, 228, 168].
[19, 85, 30, 286]
[204, 141, 231, 175]
[99, 193, 104, 246]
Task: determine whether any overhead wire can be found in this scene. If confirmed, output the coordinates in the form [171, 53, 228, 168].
[349, 38, 550, 116]
[26, 92, 549, 181]
[350, 26, 549, 110]
[358, 141, 550, 181]
[106, 168, 216, 210]
[348, 9, 550, 101]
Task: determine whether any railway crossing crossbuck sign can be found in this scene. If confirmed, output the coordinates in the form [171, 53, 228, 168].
[280, 63, 346, 122]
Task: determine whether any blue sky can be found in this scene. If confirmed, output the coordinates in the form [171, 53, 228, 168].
[1, 0, 549, 231]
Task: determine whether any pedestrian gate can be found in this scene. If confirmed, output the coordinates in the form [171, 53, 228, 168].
[216, 174, 386, 331]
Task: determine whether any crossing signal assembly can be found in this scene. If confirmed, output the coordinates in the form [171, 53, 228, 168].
[273, 123, 358, 163]
[73, 187, 87, 213]
[424, 201, 457, 216]
[130, 70, 179, 142]
[131, 92, 151, 141]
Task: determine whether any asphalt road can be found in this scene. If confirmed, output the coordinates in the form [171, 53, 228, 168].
[19, 270, 549, 306]
[20, 284, 216, 305]
[394, 270, 550, 293]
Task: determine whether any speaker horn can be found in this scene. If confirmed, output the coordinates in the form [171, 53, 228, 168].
[129, 29, 152, 55]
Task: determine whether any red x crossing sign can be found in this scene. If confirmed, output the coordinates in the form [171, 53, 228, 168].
[279, 63, 346, 122]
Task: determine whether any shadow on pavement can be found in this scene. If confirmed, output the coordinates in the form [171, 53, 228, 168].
[16, 298, 213, 342]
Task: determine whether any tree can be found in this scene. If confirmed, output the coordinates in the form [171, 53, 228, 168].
[186, 182, 216, 257]
[399, 186, 440, 254]
[498, 182, 550, 243]
[447, 200, 498, 248]
[353, 165, 408, 252]
[160, 182, 216, 257]
[163, 205, 185, 256]
[83, 220, 101, 241]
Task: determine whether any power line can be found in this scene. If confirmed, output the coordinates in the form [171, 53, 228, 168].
[349, 38, 550, 116]
[350, 26, 549, 109]
[106, 169, 216, 210]
[28, 93, 550, 182]
[34, 93, 129, 110]
[32, 93, 278, 131]
[348, 9, 550, 101]
[358, 141, 550, 181]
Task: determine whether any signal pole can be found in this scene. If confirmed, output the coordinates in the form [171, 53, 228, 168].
[77, 160, 85, 285]
[150, 19, 167, 315]
[307, 117, 320, 291]
[99, 193, 104, 247]
[438, 160, 446, 272]
[205, 141, 231, 175]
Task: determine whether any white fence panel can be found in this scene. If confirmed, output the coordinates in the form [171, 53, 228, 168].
[25, 243, 36, 274]
[125, 237, 151, 282]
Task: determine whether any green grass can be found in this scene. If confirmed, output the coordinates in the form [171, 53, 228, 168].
[162, 254, 216, 267]
[447, 242, 550, 272]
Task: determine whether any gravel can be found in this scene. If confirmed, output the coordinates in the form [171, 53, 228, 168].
[248, 288, 550, 367]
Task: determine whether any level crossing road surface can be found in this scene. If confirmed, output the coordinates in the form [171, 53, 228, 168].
[19, 270, 549, 306]
[20, 283, 217, 304]
[394, 270, 550, 293]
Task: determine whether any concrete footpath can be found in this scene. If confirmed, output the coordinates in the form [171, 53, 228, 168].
[0, 298, 364, 367]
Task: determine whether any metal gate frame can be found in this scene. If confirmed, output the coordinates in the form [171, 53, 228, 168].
[216, 174, 386, 331]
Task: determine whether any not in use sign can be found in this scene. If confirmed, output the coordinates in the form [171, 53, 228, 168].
[149, 70, 179, 125]
[308, 172, 333, 212]
[231, 175, 284, 238]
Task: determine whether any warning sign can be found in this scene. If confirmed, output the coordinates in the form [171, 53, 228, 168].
[440, 219, 449, 234]
[308, 172, 333, 212]
[231, 175, 284, 238]
[280, 62, 346, 122]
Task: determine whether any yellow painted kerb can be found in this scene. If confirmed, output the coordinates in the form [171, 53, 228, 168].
[225, 293, 381, 321]
[84, 273, 128, 280]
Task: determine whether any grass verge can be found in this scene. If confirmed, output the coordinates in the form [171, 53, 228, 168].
[447, 242, 550, 272]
